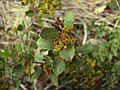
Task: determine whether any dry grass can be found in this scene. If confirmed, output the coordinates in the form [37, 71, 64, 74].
[0, 0, 120, 48]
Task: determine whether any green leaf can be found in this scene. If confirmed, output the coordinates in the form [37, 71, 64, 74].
[31, 66, 42, 80]
[50, 73, 58, 86]
[48, 50, 59, 59]
[17, 21, 25, 31]
[23, 34, 28, 41]
[25, 10, 34, 17]
[59, 46, 75, 61]
[57, 0, 62, 2]
[108, 1, 118, 10]
[17, 25, 23, 31]
[44, 56, 53, 66]
[94, 5, 106, 14]
[0, 60, 5, 65]
[37, 38, 53, 49]
[52, 56, 66, 75]
[111, 48, 117, 56]
[0, 49, 12, 60]
[15, 43, 22, 52]
[48, 13, 55, 18]
[40, 28, 58, 41]
[12, 64, 25, 76]
[38, 20, 43, 27]
[19, 52, 33, 60]
[75, 44, 93, 54]
[34, 55, 45, 63]
[64, 11, 74, 26]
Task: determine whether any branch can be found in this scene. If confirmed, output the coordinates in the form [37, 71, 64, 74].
[79, 18, 87, 45]
[116, 0, 120, 10]
[20, 22, 33, 52]
[44, 83, 53, 90]
[41, 18, 55, 23]
[55, 79, 74, 90]
[20, 84, 28, 90]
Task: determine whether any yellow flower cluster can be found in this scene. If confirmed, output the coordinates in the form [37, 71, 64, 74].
[54, 40, 64, 51]
[86, 59, 96, 68]
[38, 0, 61, 17]
[53, 13, 74, 51]
[54, 32, 74, 51]
[25, 65, 31, 74]
[61, 24, 73, 32]
[21, 59, 33, 74]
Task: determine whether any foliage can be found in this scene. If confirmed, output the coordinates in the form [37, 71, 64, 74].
[1, 0, 120, 90]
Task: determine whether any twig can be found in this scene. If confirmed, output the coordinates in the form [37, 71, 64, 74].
[20, 22, 33, 52]
[0, 41, 10, 45]
[33, 79, 37, 90]
[79, 18, 87, 45]
[44, 83, 53, 90]
[41, 18, 55, 23]
[20, 84, 28, 90]
[114, 19, 120, 29]
[116, 0, 120, 10]
[55, 79, 74, 90]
